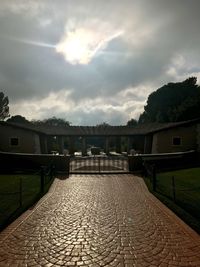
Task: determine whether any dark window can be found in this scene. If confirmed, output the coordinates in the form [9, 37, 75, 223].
[172, 137, 181, 146]
[10, 137, 19, 146]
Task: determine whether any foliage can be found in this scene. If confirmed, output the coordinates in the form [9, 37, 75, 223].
[139, 77, 200, 123]
[32, 116, 71, 127]
[127, 118, 138, 126]
[7, 115, 30, 124]
[0, 92, 9, 120]
[96, 122, 110, 127]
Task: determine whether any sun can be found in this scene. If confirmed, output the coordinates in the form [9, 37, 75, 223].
[56, 30, 94, 65]
[56, 27, 124, 65]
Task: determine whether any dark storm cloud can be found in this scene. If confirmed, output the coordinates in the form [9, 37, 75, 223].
[1, 0, 200, 124]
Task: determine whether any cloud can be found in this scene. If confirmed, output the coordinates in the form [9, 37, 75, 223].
[1, 0, 200, 124]
[10, 86, 149, 125]
[0, 0, 44, 17]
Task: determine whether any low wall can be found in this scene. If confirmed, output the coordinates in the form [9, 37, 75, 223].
[128, 150, 198, 173]
[0, 151, 70, 174]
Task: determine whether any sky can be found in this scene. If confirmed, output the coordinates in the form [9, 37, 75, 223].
[1, 0, 200, 125]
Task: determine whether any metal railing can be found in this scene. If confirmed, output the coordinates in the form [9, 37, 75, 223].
[70, 155, 129, 173]
[143, 163, 200, 221]
[0, 164, 55, 230]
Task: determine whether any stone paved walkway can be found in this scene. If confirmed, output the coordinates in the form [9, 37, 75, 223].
[0, 174, 200, 267]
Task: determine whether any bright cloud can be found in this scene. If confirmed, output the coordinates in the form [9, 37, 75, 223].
[56, 20, 123, 65]
[10, 85, 149, 125]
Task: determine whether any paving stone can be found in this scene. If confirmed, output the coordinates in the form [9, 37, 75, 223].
[0, 174, 199, 266]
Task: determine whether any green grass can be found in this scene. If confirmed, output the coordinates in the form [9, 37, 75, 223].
[144, 167, 200, 234]
[0, 173, 53, 230]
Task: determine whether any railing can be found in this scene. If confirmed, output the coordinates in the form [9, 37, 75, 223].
[70, 155, 129, 173]
[128, 150, 198, 173]
[0, 164, 55, 230]
[143, 163, 200, 223]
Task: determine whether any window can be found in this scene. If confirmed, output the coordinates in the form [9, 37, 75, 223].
[172, 136, 181, 146]
[10, 137, 19, 147]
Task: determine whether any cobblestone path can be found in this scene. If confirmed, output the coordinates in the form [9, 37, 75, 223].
[0, 174, 200, 267]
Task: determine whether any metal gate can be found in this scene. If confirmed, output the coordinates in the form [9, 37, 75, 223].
[70, 156, 129, 174]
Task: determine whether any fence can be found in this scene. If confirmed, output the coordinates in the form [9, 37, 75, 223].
[128, 150, 198, 173]
[0, 164, 55, 230]
[144, 163, 200, 222]
[70, 155, 129, 173]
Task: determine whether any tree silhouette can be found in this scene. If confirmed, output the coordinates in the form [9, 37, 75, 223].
[96, 122, 110, 127]
[32, 116, 71, 127]
[127, 118, 138, 126]
[7, 115, 30, 124]
[138, 77, 200, 123]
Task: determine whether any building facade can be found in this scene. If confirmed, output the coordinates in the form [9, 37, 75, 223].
[0, 122, 43, 154]
[1, 118, 200, 155]
[150, 120, 199, 153]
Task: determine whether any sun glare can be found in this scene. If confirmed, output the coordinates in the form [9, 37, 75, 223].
[56, 27, 124, 65]
[56, 30, 94, 65]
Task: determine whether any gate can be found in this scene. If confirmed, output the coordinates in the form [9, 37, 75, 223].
[70, 155, 129, 174]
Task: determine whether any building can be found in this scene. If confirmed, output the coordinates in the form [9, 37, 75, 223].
[149, 119, 200, 153]
[0, 118, 200, 155]
[0, 122, 46, 154]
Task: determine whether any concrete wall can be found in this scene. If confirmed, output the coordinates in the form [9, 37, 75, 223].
[0, 124, 41, 154]
[151, 125, 197, 153]
[0, 152, 70, 174]
[128, 150, 198, 173]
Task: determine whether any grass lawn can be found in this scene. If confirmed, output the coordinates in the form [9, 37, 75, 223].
[0, 173, 53, 230]
[144, 167, 200, 234]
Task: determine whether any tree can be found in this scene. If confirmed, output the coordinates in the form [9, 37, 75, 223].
[96, 122, 110, 127]
[0, 92, 9, 120]
[138, 77, 200, 123]
[7, 115, 30, 124]
[127, 118, 138, 126]
[32, 116, 71, 127]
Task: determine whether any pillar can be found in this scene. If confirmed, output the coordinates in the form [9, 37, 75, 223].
[81, 136, 87, 156]
[58, 136, 64, 154]
[69, 136, 75, 155]
[116, 136, 121, 153]
[127, 136, 131, 154]
[105, 136, 110, 155]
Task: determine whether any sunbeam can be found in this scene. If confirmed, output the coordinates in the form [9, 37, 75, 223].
[0, 35, 55, 48]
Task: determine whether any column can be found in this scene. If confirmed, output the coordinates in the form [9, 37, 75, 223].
[69, 136, 75, 155]
[127, 136, 131, 154]
[58, 136, 64, 154]
[105, 136, 110, 155]
[116, 136, 121, 153]
[81, 136, 87, 156]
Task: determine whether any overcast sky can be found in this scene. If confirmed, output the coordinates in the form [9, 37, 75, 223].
[1, 0, 200, 125]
